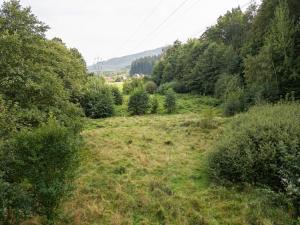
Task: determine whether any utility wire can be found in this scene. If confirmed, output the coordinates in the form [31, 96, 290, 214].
[130, 0, 191, 53]
[148, 0, 202, 46]
[117, 0, 165, 54]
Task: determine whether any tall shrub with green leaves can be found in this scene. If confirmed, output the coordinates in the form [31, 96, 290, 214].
[0, 117, 81, 223]
[150, 96, 159, 114]
[80, 77, 114, 118]
[164, 89, 176, 113]
[145, 81, 158, 94]
[111, 86, 123, 105]
[128, 89, 150, 115]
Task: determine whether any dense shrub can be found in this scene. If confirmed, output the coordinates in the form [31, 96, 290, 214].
[164, 89, 176, 113]
[0, 118, 81, 222]
[111, 86, 123, 105]
[123, 78, 144, 94]
[80, 78, 114, 118]
[214, 74, 242, 100]
[128, 89, 150, 115]
[145, 81, 158, 94]
[158, 81, 188, 94]
[209, 103, 300, 210]
[222, 89, 247, 116]
[150, 96, 159, 114]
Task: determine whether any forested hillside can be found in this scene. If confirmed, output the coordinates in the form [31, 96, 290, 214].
[88, 47, 164, 73]
[129, 55, 160, 75]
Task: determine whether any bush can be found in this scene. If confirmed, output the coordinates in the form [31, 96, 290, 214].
[214, 74, 242, 100]
[0, 118, 81, 222]
[123, 78, 144, 94]
[209, 103, 300, 210]
[145, 81, 158, 94]
[222, 89, 246, 116]
[128, 89, 150, 115]
[158, 81, 188, 94]
[164, 89, 176, 113]
[111, 86, 123, 105]
[80, 78, 114, 118]
[150, 96, 159, 114]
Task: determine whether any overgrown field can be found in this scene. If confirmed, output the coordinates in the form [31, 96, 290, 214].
[56, 95, 296, 225]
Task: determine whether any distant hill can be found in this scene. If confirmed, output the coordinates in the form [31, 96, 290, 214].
[88, 47, 164, 73]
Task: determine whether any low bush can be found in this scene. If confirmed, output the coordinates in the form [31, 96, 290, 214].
[128, 89, 150, 115]
[80, 78, 114, 118]
[123, 78, 144, 94]
[111, 86, 123, 105]
[214, 74, 242, 100]
[150, 96, 159, 114]
[0, 117, 81, 223]
[222, 89, 247, 116]
[164, 89, 176, 113]
[209, 103, 300, 211]
[145, 81, 158, 94]
[158, 81, 188, 94]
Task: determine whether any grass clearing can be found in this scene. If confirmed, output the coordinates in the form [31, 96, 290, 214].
[56, 95, 297, 225]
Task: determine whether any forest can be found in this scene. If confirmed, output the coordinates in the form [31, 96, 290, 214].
[152, 0, 300, 115]
[129, 55, 160, 76]
[0, 0, 300, 224]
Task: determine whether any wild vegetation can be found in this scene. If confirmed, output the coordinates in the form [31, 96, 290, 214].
[152, 0, 300, 115]
[129, 55, 160, 76]
[1, 0, 300, 224]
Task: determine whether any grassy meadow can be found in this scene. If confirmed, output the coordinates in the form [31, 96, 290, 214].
[55, 95, 297, 225]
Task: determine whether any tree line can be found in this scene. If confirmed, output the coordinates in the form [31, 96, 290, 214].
[129, 55, 160, 76]
[152, 0, 300, 115]
[0, 1, 90, 223]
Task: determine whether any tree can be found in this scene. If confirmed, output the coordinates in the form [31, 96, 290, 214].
[111, 86, 123, 105]
[130, 55, 160, 75]
[0, 2, 85, 222]
[128, 89, 150, 115]
[80, 77, 114, 119]
[150, 96, 159, 114]
[145, 81, 158, 94]
[164, 89, 176, 113]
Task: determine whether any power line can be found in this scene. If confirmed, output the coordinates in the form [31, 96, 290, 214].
[149, 0, 202, 46]
[130, 0, 191, 53]
[116, 0, 165, 54]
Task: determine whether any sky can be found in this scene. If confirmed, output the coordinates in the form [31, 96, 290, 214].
[4, 0, 259, 65]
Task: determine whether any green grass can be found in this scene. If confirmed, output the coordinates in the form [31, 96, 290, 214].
[54, 95, 297, 225]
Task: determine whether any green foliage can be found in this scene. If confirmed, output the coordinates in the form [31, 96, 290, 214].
[128, 89, 150, 115]
[222, 89, 247, 116]
[209, 103, 300, 210]
[151, 0, 300, 105]
[0, 2, 86, 223]
[130, 55, 159, 75]
[0, 117, 81, 222]
[111, 86, 123, 105]
[145, 81, 158, 94]
[164, 89, 176, 113]
[214, 74, 242, 99]
[80, 77, 114, 119]
[150, 96, 159, 114]
[123, 78, 144, 94]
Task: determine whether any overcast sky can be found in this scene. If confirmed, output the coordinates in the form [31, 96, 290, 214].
[4, 0, 259, 65]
